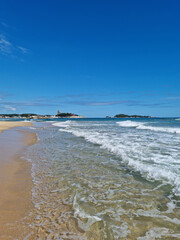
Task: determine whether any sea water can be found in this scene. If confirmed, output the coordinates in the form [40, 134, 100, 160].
[24, 118, 180, 239]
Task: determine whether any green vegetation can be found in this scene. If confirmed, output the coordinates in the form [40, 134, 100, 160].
[56, 112, 78, 118]
[0, 111, 80, 119]
[20, 113, 37, 117]
[0, 113, 37, 118]
[114, 114, 151, 118]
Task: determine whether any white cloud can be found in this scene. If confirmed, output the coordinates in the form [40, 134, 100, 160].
[4, 105, 16, 111]
[167, 97, 180, 100]
[18, 46, 29, 54]
[0, 34, 12, 54]
[0, 34, 29, 57]
[1, 22, 9, 28]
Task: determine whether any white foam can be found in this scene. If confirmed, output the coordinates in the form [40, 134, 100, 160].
[117, 120, 180, 134]
[136, 208, 180, 225]
[73, 194, 101, 231]
[23, 120, 32, 122]
[53, 120, 72, 128]
[116, 120, 143, 128]
[53, 121, 180, 196]
[137, 227, 169, 240]
[28, 127, 36, 130]
[166, 201, 176, 213]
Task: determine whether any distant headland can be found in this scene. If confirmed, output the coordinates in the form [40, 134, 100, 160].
[0, 110, 84, 119]
[56, 110, 84, 118]
[114, 114, 152, 118]
[0, 111, 152, 119]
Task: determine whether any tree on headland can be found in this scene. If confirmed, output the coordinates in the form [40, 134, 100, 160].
[114, 114, 151, 118]
[0, 113, 37, 118]
[56, 112, 78, 117]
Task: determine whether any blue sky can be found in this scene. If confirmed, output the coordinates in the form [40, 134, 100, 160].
[0, 0, 180, 117]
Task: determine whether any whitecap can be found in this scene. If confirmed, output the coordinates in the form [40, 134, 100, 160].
[53, 120, 72, 128]
[117, 120, 180, 134]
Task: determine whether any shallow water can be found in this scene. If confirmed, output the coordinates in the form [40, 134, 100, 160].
[24, 119, 180, 239]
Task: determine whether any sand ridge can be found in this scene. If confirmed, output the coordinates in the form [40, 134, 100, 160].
[0, 121, 32, 133]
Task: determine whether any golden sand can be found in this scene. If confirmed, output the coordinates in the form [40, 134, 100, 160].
[0, 122, 37, 240]
[0, 121, 32, 133]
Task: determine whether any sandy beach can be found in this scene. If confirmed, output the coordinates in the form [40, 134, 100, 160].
[0, 121, 36, 240]
[0, 120, 180, 239]
[0, 121, 32, 133]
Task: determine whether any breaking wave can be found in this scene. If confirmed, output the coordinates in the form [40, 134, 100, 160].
[53, 120, 180, 196]
[117, 120, 180, 134]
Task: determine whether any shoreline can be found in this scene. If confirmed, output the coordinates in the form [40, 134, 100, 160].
[0, 122, 37, 239]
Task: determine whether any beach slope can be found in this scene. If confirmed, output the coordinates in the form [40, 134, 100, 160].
[0, 121, 36, 240]
[0, 121, 32, 133]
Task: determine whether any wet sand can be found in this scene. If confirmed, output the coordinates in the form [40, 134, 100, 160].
[0, 122, 37, 239]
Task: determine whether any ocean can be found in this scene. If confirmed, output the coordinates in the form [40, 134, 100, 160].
[24, 118, 180, 239]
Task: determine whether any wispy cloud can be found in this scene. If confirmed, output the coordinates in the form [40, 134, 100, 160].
[4, 105, 16, 111]
[57, 93, 93, 99]
[0, 91, 12, 99]
[166, 96, 180, 100]
[0, 93, 58, 110]
[0, 90, 179, 113]
[0, 34, 29, 57]
[0, 21, 9, 28]
[1, 22, 7, 27]
[0, 34, 12, 54]
[0, 99, 59, 109]
[17, 46, 29, 54]
[67, 100, 136, 106]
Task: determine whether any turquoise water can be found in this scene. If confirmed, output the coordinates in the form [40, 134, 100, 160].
[24, 118, 180, 239]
